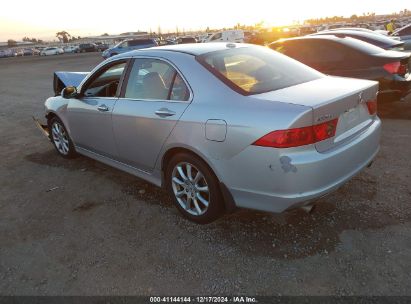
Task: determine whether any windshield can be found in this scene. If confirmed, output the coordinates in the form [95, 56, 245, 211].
[197, 46, 323, 95]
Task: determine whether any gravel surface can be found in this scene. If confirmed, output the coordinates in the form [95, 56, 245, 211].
[0, 53, 410, 296]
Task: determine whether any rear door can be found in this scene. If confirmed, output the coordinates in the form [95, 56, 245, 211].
[112, 57, 191, 172]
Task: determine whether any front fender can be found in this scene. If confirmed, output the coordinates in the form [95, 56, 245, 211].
[44, 96, 71, 135]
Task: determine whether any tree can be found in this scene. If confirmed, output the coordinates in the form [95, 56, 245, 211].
[7, 39, 17, 47]
[56, 31, 71, 43]
[22, 37, 38, 43]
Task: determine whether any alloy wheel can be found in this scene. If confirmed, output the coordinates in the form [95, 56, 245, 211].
[51, 121, 70, 155]
[171, 162, 210, 216]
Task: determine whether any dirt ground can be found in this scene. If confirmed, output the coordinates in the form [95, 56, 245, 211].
[0, 53, 410, 296]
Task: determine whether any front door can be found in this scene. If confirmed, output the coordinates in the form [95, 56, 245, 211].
[112, 58, 191, 172]
[67, 60, 128, 158]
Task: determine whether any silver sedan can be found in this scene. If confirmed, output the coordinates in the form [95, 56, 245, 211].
[36, 43, 381, 223]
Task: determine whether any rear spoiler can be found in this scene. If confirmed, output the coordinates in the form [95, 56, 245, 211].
[53, 71, 89, 96]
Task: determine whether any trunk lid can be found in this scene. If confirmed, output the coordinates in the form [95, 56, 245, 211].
[253, 76, 379, 152]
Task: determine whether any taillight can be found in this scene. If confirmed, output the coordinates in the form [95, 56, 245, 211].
[253, 119, 338, 148]
[383, 61, 408, 75]
[366, 99, 377, 115]
[313, 119, 339, 141]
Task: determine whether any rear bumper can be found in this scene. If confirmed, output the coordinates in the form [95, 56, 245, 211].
[219, 118, 381, 213]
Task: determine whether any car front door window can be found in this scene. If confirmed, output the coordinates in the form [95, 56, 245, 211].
[83, 62, 126, 98]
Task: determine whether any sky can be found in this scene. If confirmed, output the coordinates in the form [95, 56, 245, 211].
[0, 0, 410, 41]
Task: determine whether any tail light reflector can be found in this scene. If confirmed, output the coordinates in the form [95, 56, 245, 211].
[253, 119, 338, 148]
[366, 99, 377, 115]
[383, 61, 408, 75]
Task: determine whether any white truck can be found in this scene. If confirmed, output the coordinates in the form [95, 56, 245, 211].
[205, 30, 245, 43]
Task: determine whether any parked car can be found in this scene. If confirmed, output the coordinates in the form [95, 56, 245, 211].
[32, 48, 41, 56]
[159, 39, 177, 46]
[40, 47, 64, 56]
[34, 43, 381, 223]
[76, 43, 97, 53]
[95, 42, 110, 51]
[176, 37, 197, 44]
[199, 33, 213, 43]
[327, 27, 401, 40]
[270, 35, 411, 102]
[311, 30, 405, 50]
[205, 30, 245, 43]
[102, 39, 158, 58]
[298, 26, 318, 35]
[63, 45, 78, 53]
[392, 24, 411, 50]
[14, 49, 24, 56]
[0, 49, 14, 58]
[23, 48, 35, 56]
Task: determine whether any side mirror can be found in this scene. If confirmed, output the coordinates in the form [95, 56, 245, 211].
[61, 86, 78, 99]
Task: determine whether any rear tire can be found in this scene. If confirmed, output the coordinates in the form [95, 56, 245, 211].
[165, 152, 225, 224]
[48, 117, 77, 159]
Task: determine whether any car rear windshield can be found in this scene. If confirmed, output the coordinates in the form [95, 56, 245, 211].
[197, 46, 323, 95]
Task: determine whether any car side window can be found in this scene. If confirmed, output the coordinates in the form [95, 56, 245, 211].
[83, 62, 127, 98]
[124, 58, 190, 101]
[170, 73, 190, 101]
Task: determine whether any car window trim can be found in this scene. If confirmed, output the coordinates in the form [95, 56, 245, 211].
[167, 71, 178, 100]
[119, 56, 193, 103]
[80, 58, 131, 99]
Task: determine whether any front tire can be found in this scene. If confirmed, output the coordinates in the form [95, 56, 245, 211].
[166, 152, 225, 224]
[48, 117, 77, 158]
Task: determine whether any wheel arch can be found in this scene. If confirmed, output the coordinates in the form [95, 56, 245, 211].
[45, 111, 58, 121]
[45, 110, 73, 140]
[161, 146, 219, 181]
[160, 146, 237, 213]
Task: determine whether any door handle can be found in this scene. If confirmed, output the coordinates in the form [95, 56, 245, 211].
[155, 108, 176, 117]
[97, 105, 109, 112]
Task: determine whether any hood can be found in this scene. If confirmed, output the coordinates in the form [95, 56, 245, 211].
[53, 71, 89, 96]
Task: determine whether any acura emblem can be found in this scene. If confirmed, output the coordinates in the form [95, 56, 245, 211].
[358, 92, 364, 104]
